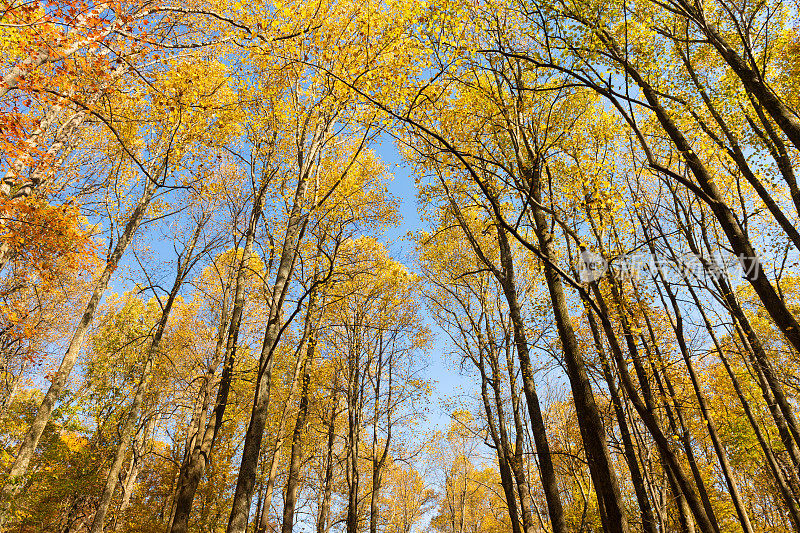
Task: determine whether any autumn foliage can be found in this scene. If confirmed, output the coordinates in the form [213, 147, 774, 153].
[2, 0, 800, 531]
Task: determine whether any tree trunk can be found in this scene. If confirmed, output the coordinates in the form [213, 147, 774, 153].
[666, 464, 696, 533]
[369, 334, 392, 533]
[494, 224, 568, 533]
[346, 328, 365, 533]
[527, 167, 629, 533]
[607, 274, 721, 533]
[90, 219, 203, 533]
[588, 281, 716, 533]
[653, 267, 754, 533]
[280, 282, 320, 533]
[476, 341, 522, 533]
[742, 93, 800, 217]
[675, 204, 800, 477]
[489, 316, 536, 533]
[659, 209, 800, 474]
[226, 159, 314, 533]
[117, 415, 155, 522]
[280, 366, 310, 533]
[582, 297, 658, 533]
[685, 277, 800, 531]
[442, 186, 566, 533]
[255, 441, 283, 532]
[317, 371, 339, 533]
[0, 158, 162, 523]
[615, 46, 800, 357]
[686, 8, 800, 151]
[369, 459, 382, 533]
[715, 274, 800, 465]
[170, 177, 268, 533]
[677, 50, 800, 252]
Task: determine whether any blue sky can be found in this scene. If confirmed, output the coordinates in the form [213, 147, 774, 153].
[375, 135, 473, 439]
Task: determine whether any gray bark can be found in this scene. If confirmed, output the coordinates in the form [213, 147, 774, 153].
[0, 157, 164, 524]
[226, 142, 318, 533]
[89, 218, 204, 533]
[170, 179, 268, 533]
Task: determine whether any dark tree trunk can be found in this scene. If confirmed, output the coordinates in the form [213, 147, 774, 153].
[442, 186, 567, 533]
[528, 168, 630, 533]
[583, 298, 658, 533]
[475, 335, 522, 533]
[171, 187, 265, 533]
[91, 220, 204, 533]
[494, 223, 568, 533]
[588, 281, 716, 533]
[317, 371, 339, 533]
[226, 164, 312, 533]
[280, 282, 320, 533]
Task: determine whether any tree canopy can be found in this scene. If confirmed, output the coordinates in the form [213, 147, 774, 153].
[2, 0, 800, 531]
